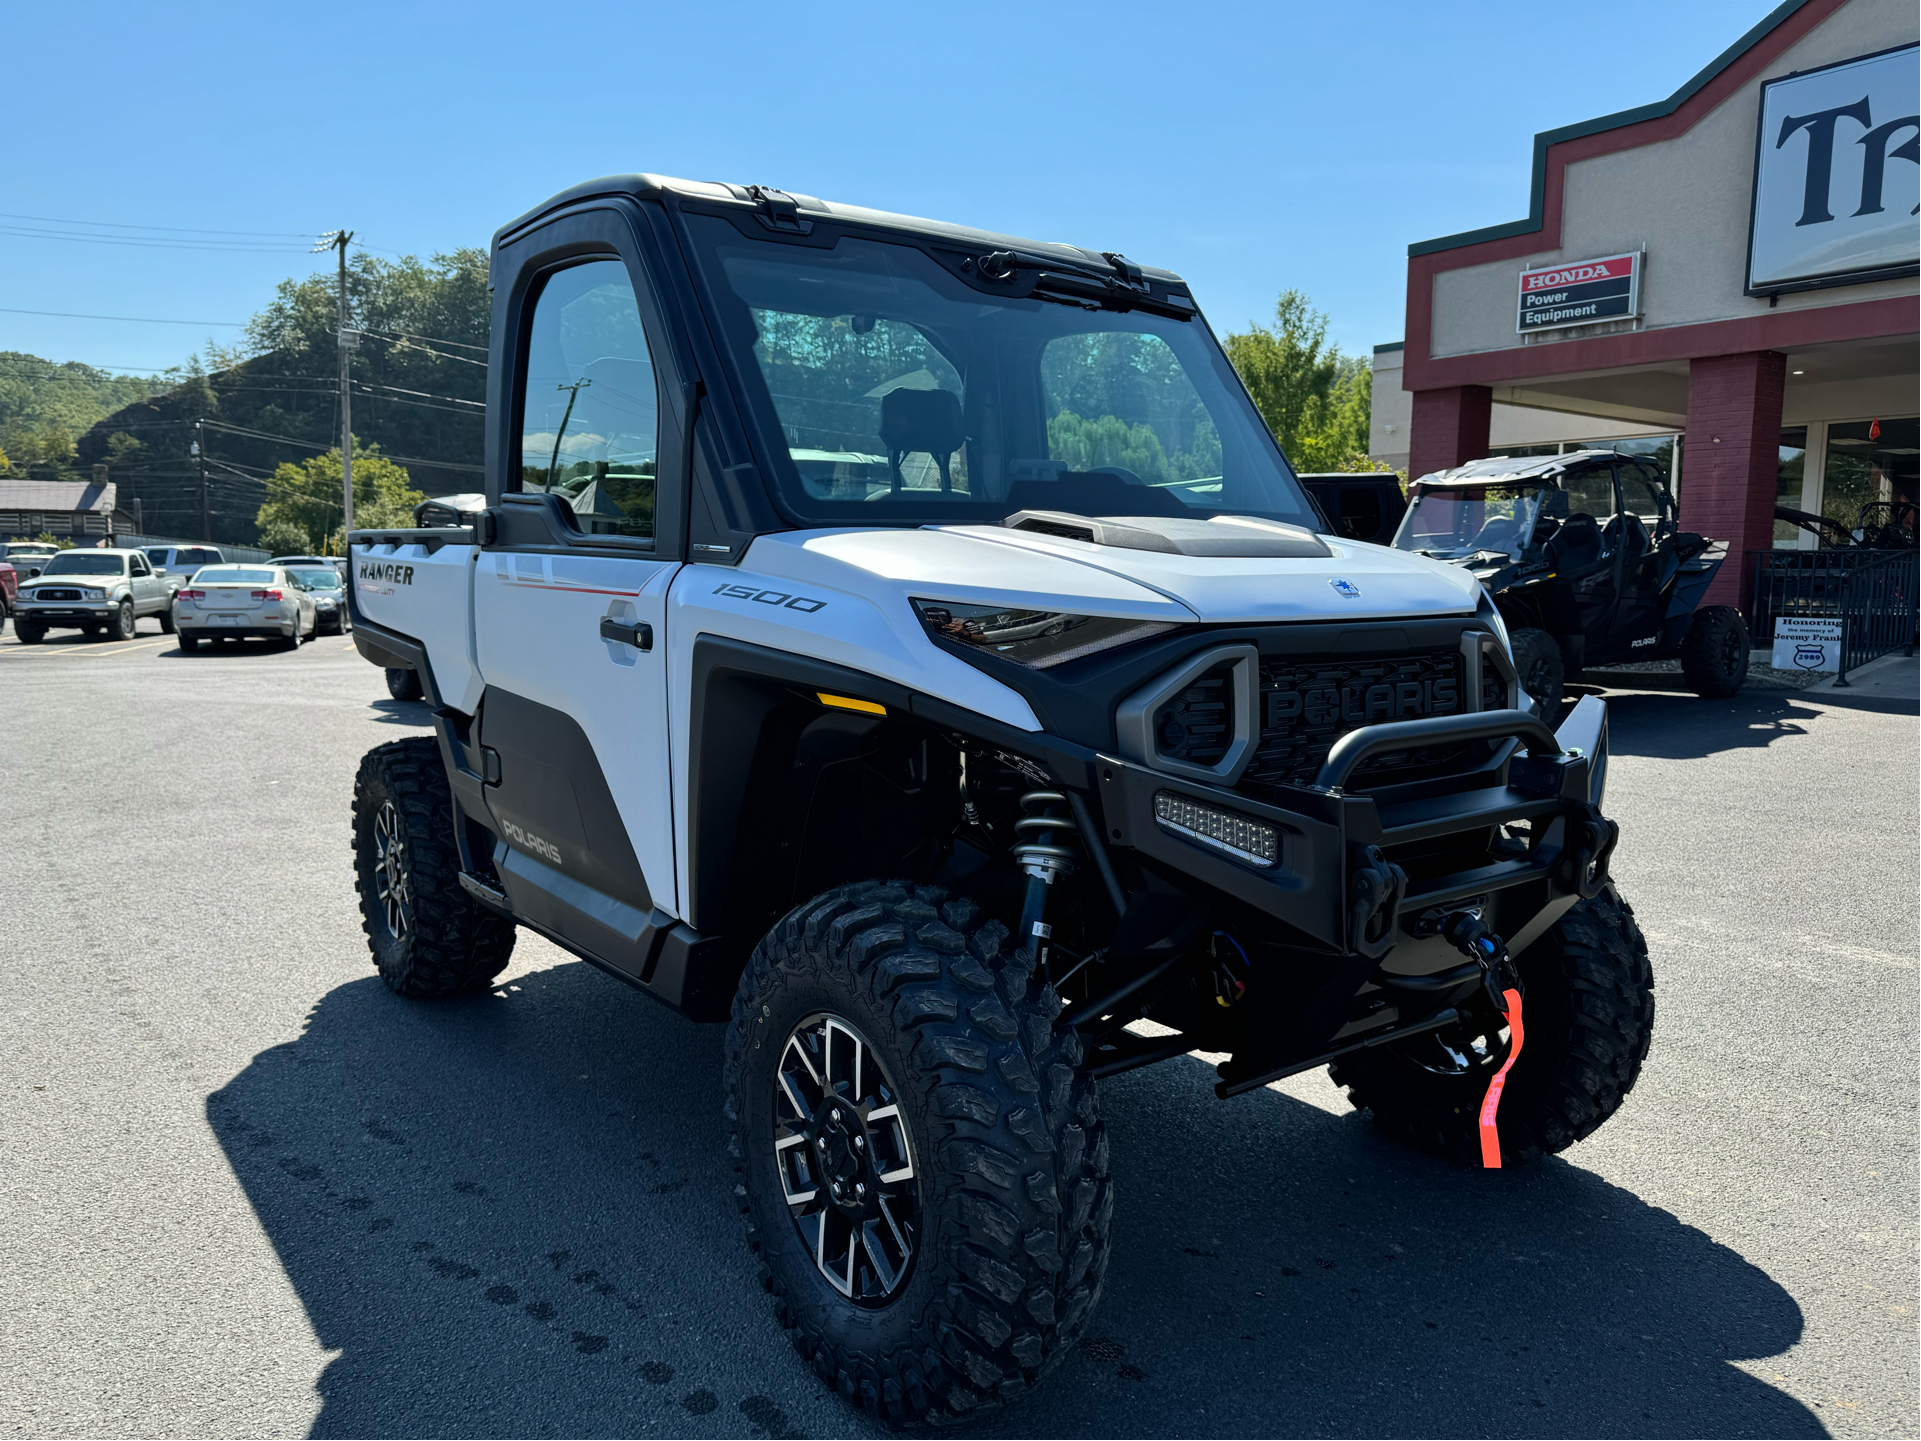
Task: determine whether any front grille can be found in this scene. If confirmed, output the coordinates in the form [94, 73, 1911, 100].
[1152, 662, 1237, 770]
[33, 588, 83, 601]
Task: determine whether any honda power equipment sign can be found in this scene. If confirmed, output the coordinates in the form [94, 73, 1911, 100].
[1747, 43, 1920, 295]
[1517, 253, 1642, 333]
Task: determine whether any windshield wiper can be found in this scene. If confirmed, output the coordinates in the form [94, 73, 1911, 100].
[977, 249, 1198, 321]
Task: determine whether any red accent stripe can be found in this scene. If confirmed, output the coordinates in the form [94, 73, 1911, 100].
[1478, 987, 1525, 1170]
[499, 581, 641, 598]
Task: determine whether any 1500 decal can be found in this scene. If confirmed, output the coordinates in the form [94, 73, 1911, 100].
[712, 583, 826, 613]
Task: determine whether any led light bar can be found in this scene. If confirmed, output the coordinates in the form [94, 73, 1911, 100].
[1152, 791, 1279, 868]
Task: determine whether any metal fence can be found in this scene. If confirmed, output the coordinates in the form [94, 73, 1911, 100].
[1749, 547, 1919, 682]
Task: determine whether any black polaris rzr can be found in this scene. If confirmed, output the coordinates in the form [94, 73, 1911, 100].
[1394, 450, 1749, 708]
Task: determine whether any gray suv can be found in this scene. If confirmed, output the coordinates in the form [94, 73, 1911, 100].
[14, 549, 177, 643]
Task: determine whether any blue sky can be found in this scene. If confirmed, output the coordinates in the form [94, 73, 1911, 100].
[7, 0, 1781, 376]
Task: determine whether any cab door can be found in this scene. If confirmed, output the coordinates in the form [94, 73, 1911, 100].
[1558, 462, 1623, 646]
[1609, 461, 1672, 654]
[127, 551, 164, 613]
[472, 216, 688, 980]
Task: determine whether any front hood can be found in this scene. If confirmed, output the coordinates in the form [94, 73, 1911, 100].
[932, 524, 1481, 623]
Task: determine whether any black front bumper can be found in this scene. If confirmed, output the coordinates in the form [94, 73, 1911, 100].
[1096, 698, 1613, 974]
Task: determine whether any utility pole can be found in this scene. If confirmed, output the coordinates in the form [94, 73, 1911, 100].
[192, 418, 209, 541]
[315, 229, 356, 543]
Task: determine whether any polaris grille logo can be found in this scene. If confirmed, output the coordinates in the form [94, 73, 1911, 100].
[358, 561, 415, 585]
[1329, 578, 1361, 599]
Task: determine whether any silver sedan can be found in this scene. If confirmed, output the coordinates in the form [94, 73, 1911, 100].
[173, 565, 319, 652]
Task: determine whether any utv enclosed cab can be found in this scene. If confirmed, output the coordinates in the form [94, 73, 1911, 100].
[1393, 449, 1748, 703]
[345, 174, 1652, 1427]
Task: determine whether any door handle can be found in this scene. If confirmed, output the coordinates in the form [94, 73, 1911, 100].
[599, 616, 653, 651]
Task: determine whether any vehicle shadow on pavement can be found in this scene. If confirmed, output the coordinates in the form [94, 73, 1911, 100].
[209, 962, 1819, 1440]
[1601, 686, 1847, 757]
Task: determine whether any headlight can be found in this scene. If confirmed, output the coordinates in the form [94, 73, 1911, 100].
[912, 599, 1177, 669]
[82, 587, 107, 600]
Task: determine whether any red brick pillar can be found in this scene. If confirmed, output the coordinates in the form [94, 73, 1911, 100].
[1408, 385, 1493, 480]
[1682, 351, 1786, 611]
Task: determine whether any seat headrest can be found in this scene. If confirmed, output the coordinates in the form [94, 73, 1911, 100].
[879, 387, 964, 457]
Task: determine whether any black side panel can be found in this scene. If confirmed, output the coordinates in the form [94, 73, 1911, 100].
[686, 637, 914, 932]
[475, 686, 651, 911]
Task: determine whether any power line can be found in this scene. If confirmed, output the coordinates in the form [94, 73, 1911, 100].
[0, 227, 312, 255]
[0, 306, 245, 327]
[0, 211, 313, 238]
[359, 326, 487, 354]
[200, 419, 481, 473]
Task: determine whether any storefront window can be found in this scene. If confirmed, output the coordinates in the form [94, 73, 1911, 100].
[1774, 426, 1807, 547]
[1822, 418, 1918, 537]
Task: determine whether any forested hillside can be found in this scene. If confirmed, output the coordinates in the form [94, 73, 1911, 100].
[0, 355, 166, 473]
[72, 249, 488, 544]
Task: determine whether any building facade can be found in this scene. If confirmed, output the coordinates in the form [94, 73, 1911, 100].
[1379, 0, 1917, 605]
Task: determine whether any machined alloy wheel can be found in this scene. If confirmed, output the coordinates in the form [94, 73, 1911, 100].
[372, 800, 412, 940]
[774, 1012, 919, 1305]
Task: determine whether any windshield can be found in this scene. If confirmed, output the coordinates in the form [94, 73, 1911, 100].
[687, 217, 1317, 529]
[288, 568, 341, 589]
[195, 566, 275, 585]
[1394, 484, 1547, 561]
[143, 548, 171, 564]
[39, 554, 125, 576]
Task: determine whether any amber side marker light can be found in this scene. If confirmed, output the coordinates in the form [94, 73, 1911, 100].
[817, 692, 886, 715]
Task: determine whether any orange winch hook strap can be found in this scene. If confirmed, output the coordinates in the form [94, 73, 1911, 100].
[1478, 987, 1525, 1169]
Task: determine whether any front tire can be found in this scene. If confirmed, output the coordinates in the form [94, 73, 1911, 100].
[1681, 605, 1749, 697]
[386, 667, 425, 702]
[107, 601, 135, 641]
[178, 631, 200, 652]
[1509, 627, 1565, 720]
[725, 881, 1111, 1425]
[352, 736, 515, 996]
[16, 621, 43, 644]
[1330, 885, 1653, 1163]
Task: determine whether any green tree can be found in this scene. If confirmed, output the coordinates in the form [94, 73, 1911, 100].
[255, 448, 423, 553]
[1225, 292, 1392, 475]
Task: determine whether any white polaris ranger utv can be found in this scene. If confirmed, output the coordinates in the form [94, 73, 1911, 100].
[346, 176, 1651, 1425]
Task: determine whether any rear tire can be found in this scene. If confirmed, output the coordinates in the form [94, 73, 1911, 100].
[1509, 627, 1565, 720]
[1681, 605, 1749, 697]
[157, 610, 175, 634]
[178, 631, 200, 652]
[1330, 885, 1653, 1163]
[352, 736, 515, 996]
[386, 667, 425, 702]
[725, 881, 1111, 1425]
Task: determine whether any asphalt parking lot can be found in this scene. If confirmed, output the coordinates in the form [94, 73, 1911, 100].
[2, 623, 1915, 1439]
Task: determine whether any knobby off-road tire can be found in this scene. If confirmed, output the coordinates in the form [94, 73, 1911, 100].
[724, 880, 1112, 1425]
[1681, 604, 1749, 697]
[1330, 885, 1653, 1163]
[1509, 627, 1565, 720]
[352, 736, 515, 997]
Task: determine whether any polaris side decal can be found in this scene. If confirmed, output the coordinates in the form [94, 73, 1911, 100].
[712, 583, 827, 613]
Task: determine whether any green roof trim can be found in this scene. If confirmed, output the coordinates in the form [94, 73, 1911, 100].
[1372, 342, 1405, 354]
[1408, 0, 1815, 258]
